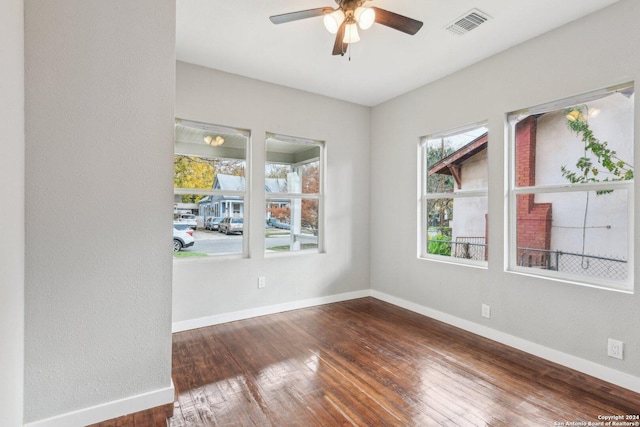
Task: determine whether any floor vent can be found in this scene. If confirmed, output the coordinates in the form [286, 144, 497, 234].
[445, 9, 491, 35]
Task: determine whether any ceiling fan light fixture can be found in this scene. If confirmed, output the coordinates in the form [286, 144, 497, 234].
[204, 135, 225, 146]
[343, 22, 360, 43]
[323, 9, 345, 34]
[354, 6, 375, 30]
[269, 4, 424, 56]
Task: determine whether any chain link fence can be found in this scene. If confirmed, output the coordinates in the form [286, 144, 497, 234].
[518, 247, 628, 281]
[426, 235, 487, 261]
[453, 237, 487, 261]
[425, 237, 626, 280]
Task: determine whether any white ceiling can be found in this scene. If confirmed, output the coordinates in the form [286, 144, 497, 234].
[176, 0, 620, 106]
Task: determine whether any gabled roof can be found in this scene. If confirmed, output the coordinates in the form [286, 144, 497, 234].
[428, 132, 488, 176]
[428, 132, 488, 189]
[198, 175, 288, 205]
[213, 174, 245, 191]
[265, 177, 287, 193]
[211, 174, 288, 192]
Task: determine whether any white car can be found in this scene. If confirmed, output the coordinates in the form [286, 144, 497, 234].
[176, 214, 197, 230]
[173, 227, 195, 252]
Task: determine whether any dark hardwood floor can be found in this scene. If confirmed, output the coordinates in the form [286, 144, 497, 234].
[97, 297, 640, 426]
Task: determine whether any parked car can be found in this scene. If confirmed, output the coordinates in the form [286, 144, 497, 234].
[218, 217, 243, 235]
[175, 213, 197, 230]
[204, 217, 224, 231]
[267, 218, 291, 230]
[173, 222, 193, 236]
[173, 226, 195, 252]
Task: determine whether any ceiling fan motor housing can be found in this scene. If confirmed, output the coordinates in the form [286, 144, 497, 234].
[337, 0, 365, 15]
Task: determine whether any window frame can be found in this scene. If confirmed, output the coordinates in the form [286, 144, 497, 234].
[418, 122, 489, 267]
[265, 132, 325, 256]
[174, 118, 251, 259]
[506, 83, 635, 292]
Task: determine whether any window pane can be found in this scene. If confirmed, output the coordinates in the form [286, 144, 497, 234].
[265, 199, 319, 252]
[426, 196, 488, 261]
[514, 90, 634, 188]
[265, 160, 320, 195]
[265, 133, 323, 254]
[174, 155, 246, 191]
[173, 196, 244, 257]
[421, 124, 488, 264]
[425, 127, 488, 194]
[510, 84, 633, 288]
[515, 190, 628, 282]
[265, 135, 321, 195]
[174, 119, 248, 258]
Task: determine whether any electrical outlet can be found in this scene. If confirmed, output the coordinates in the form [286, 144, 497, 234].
[481, 304, 491, 319]
[258, 276, 266, 289]
[607, 338, 624, 360]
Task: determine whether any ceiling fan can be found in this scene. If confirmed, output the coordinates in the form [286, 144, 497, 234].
[269, 0, 423, 56]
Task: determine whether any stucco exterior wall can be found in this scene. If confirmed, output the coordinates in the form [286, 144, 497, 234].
[535, 93, 634, 259]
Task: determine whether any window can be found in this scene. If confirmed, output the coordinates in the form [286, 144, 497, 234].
[507, 83, 634, 291]
[265, 133, 324, 254]
[174, 119, 249, 257]
[420, 124, 489, 265]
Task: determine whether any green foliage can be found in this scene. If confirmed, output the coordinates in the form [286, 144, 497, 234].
[561, 107, 633, 194]
[428, 234, 451, 256]
[174, 155, 214, 203]
[427, 145, 455, 194]
[173, 251, 208, 258]
[174, 155, 245, 203]
[428, 226, 451, 235]
[266, 244, 318, 252]
[426, 144, 456, 228]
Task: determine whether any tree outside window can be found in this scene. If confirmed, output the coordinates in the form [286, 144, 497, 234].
[265, 133, 323, 253]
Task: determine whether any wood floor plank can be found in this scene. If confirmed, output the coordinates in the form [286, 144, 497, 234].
[95, 297, 640, 426]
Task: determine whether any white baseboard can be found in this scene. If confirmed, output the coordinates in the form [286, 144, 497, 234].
[24, 381, 174, 427]
[172, 289, 372, 333]
[371, 290, 640, 394]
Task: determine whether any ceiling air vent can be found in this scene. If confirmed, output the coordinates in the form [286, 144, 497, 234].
[445, 9, 491, 35]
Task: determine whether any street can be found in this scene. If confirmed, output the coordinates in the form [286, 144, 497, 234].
[181, 229, 313, 255]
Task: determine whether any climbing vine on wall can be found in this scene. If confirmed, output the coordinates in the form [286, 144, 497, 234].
[561, 107, 633, 194]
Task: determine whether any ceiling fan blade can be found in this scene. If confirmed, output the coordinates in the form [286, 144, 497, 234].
[371, 7, 423, 35]
[269, 7, 334, 25]
[332, 20, 347, 56]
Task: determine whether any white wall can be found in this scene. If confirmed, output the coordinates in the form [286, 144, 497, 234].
[452, 150, 489, 241]
[371, 0, 640, 384]
[535, 94, 634, 259]
[173, 62, 371, 327]
[24, 1, 176, 424]
[0, 0, 25, 425]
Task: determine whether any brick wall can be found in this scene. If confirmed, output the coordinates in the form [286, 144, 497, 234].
[515, 116, 552, 265]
